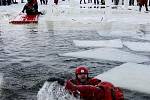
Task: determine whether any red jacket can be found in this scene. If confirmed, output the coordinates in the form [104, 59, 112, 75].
[65, 78, 124, 100]
[65, 78, 104, 100]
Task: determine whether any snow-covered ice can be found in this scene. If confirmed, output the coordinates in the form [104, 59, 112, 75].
[60, 48, 150, 63]
[123, 41, 150, 52]
[95, 63, 150, 94]
[73, 39, 123, 48]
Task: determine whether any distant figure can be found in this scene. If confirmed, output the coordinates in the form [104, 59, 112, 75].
[2, 0, 6, 5]
[0, 0, 1, 5]
[54, 0, 58, 5]
[137, 0, 149, 12]
[22, 0, 43, 15]
[40, 0, 45, 5]
[7, 0, 11, 5]
[114, 0, 119, 5]
[129, 0, 134, 6]
[88, 0, 92, 3]
[45, 0, 48, 4]
[21, 0, 24, 3]
[41, 0, 48, 5]
[94, 0, 99, 5]
[80, 0, 86, 4]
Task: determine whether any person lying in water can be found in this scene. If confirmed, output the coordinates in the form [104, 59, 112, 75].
[22, 0, 43, 15]
[65, 66, 124, 100]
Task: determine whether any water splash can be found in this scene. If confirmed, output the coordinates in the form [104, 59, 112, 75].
[37, 81, 79, 100]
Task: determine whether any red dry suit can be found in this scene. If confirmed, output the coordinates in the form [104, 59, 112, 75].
[65, 78, 124, 100]
[98, 81, 124, 100]
[65, 78, 103, 100]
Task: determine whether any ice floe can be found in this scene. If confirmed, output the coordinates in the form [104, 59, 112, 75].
[73, 39, 123, 48]
[95, 63, 150, 94]
[60, 48, 149, 63]
[123, 41, 150, 52]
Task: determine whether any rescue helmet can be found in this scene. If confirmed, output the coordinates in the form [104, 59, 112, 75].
[75, 66, 89, 75]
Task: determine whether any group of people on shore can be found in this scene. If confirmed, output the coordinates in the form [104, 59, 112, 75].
[80, 0, 149, 12]
[40, 0, 48, 5]
[137, 0, 149, 12]
[0, 0, 145, 16]
[80, 0, 104, 5]
[0, 0, 16, 6]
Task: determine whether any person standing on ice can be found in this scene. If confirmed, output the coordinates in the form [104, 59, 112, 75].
[65, 66, 124, 100]
[45, 0, 48, 4]
[54, 0, 58, 5]
[22, 0, 43, 15]
[94, 0, 99, 5]
[40, 0, 45, 5]
[137, 0, 149, 12]
[88, 0, 92, 3]
[80, 0, 86, 4]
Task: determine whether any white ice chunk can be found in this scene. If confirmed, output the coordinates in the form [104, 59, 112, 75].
[73, 39, 123, 48]
[60, 48, 149, 63]
[37, 81, 52, 100]
[95, 63, 150, 94]
[123, 41, 150, 52]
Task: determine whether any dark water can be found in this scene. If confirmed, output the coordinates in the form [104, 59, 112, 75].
[0, 21, 150, 100]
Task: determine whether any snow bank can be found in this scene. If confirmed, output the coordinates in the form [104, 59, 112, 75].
[60, 48, 149, 63]
[95, 63, 150, 94]
[73, 39, 123, 48]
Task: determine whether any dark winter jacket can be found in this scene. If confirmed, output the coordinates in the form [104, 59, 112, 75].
[65, 78, 104, 100]
[137, 0, 148, 5]
[22, 2, 38, 15]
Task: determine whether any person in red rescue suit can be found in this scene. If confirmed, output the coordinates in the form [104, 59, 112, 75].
[65, 66, 124, 100]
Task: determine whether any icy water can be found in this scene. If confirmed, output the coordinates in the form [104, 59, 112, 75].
[0, 20, 150, 100]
